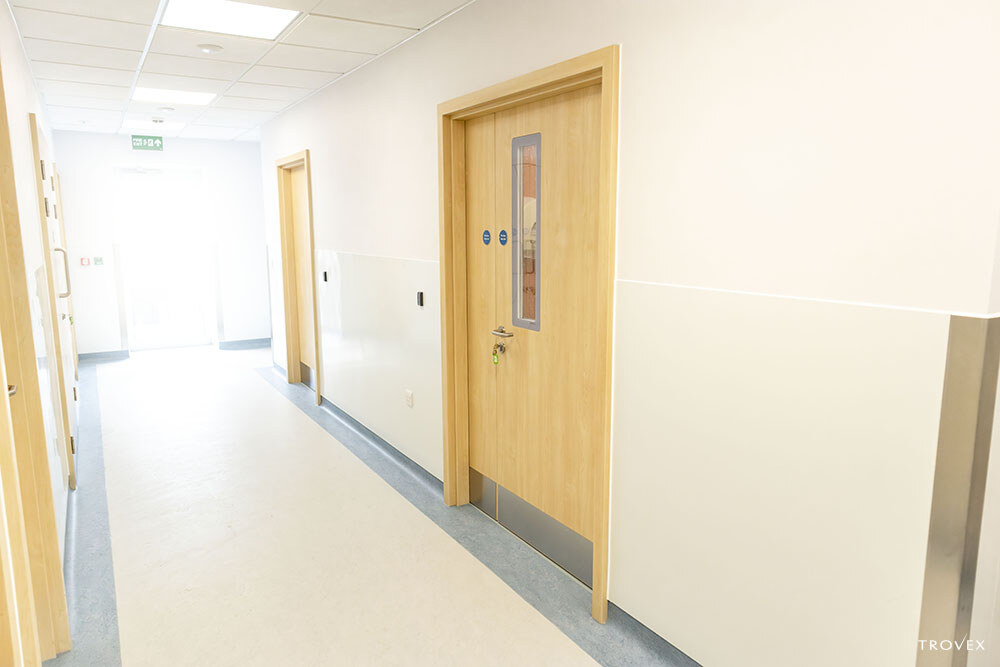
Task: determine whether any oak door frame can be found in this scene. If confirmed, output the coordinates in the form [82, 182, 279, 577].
[437, 45, 620, 623]
[276, 150, 322, 406]
[0, 60, 71, 659]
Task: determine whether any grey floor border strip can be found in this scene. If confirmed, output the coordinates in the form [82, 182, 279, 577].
[46, 361, 123, 667]
[257, 367, 698, 667]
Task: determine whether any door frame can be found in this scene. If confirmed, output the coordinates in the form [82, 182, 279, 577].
[0, 61, 71, 659]
[276, 150, 321, 406]
[437, 45, 620, 622]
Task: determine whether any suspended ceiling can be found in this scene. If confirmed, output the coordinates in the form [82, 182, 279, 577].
[7, 0, 470, 141]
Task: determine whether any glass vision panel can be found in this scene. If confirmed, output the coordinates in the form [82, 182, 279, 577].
[512, 133, 540, 330]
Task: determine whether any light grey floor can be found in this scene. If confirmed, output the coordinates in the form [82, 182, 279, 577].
[46, 361, 123, 666]
[46, 351, 698, 666]
[258, 367, 699, 667]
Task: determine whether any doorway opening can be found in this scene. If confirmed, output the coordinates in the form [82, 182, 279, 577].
[275, 150, 321, 406]
[114, 166, 218, 351]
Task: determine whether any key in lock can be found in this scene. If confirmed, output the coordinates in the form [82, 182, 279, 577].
[492, 341, 505, 365]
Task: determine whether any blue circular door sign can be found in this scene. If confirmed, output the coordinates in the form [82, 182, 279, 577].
[482, 230, 491, 245]
[499, 229, 508, 245]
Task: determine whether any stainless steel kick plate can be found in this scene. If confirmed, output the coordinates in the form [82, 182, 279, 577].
[468, 468, 593, 588]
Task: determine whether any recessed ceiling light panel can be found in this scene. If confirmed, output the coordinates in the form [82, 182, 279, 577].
[161, 0, 299, 40]
[133, 87, 216, 105]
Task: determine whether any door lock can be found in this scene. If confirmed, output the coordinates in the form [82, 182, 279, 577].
[492, 341, 506, 365]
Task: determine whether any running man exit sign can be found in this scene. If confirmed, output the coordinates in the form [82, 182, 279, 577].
[131, 135, 163, 151]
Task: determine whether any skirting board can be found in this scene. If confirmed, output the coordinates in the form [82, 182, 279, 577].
[218, 338, 271, 351]
[78, 351, 130, 363]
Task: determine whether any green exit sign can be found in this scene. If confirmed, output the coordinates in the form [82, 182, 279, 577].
[131, 135, 163, 151]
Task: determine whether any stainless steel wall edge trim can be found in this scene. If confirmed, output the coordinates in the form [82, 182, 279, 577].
[917, 316, 1000, 667]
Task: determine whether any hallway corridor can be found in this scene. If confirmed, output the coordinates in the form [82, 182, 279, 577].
[89, 348, 594, 665]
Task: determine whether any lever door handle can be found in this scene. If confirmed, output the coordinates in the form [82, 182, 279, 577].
[7, 385, 16, 397]
[54, 247, 71, 298]
[491, 326, 513, 338]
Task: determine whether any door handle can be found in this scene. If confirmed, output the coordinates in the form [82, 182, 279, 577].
[7, 385, 16, 397]
[491, 325, 513, 338]
[54, 247, 71, 297]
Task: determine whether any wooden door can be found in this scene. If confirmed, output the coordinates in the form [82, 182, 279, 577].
[29, 115, 75, 490]
[494, 85, 602, 541]
[465, 114, 498, 479]
[465, 84, 603, 542]
[290, 165, 316, 370]
[52, 170, 80, 384]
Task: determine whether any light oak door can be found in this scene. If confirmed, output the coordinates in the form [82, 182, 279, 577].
[30, 115, 75, 492]
[289, 164, 316, 371]
[466, 84, 603, 558]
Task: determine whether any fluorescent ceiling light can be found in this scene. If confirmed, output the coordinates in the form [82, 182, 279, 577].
[133, 87, 216, 105]
[161, 0, 299, 40]
[123, 119, 185, 133]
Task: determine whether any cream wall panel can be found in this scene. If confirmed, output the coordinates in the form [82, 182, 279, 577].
[262, 0, 1000, 314]
[315, 250, 443, 479]
[609, 281, 949, 667]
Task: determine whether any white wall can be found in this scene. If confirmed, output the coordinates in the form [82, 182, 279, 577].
[0, 2, 68, 551]
[54, 131, 271, 353]
[258, 1, 1000, 665]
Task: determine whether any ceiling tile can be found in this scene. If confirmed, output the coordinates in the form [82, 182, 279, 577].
[142, 53, 248, 81]
[136, 72, 230, 94]
[37, 80, 130, 101]
[47, 105, 122, 126]
[258, 43, 370, 72]
[310, 0, 466, 29]
[149, 27, 272, 64]
[237, 0, 321, 11]
[52, 123, 118, 134]
[213, 96, 289, 112]
[11, 0, 161, 24]
[235, 127, 262, 142]
[43, 94, 126, 111]
[180, 125, 246, 141]
[22, 38, 142, 69]
[127, 102, 208, 122]
[12, 8, 150, 50]
[120, 115, 185, 137]
[32, 62, 134, 87]
[197, 108, 276, 128]
[282, 15, 414, 53]
[227, 82, 309, 101]
[241, 65, 338, 88]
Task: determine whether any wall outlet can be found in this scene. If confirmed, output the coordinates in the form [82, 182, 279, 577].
[404, 389, 414, 408]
